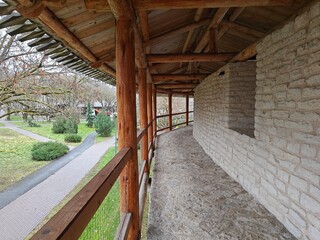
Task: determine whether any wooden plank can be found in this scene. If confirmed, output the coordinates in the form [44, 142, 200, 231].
[138, 161, 147, 188]
[209, 27, 218, 53]
[147, 53, 235, 63]
[145, 18, 210, 46]
[115, 213, 133, 240]
[114, 17, 140, 240]
[152, 74, 207, 82]
[84, 0, 302, 11]
[30, 148, 132, 240]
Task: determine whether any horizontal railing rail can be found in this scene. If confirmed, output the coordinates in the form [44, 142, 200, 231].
[156, 110, 194, 119]
[31, 147, 132, 240]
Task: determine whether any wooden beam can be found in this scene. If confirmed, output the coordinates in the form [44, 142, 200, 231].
[209, 27, 218, 52]
[145, 18, 210, 46]
[147, 53, 236, 63]
[194, 8, 229, 53]
[147, 83, 153, 149]
[85, 0, 302, 11]
[152, 74, 207, 82]
[156, 83, 198, 89]
[114, 17, 139, 240]
[152, 86, 157, 137]
[181, 8, 204, 53]
[168, 93, 172, 131]
[217, 7, 245, 39]
[186, 95, 189, 126]
[90, 53, 115, 68]
[138, 68, 149, 174]
[230, 42, 257, 62]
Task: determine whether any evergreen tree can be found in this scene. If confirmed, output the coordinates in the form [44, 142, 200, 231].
[86, 103, 95, 127]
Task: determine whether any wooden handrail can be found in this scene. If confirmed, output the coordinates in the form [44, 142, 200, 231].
[156, 111, 194, 118]
[114, 213, 132, 240]
[137, 127, 147, 142]
[139, 160, 147, 188]
[31, 147, 132, 240]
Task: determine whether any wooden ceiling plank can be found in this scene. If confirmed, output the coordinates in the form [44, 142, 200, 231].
[221, 20, 265, 38]
[84, 0, 302, 11]
[152, 74, 207, 82]
[148, 53, 236, 63]
[146, 18, 210, 46]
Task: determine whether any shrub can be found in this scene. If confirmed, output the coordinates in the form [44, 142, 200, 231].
[64, 118, 78, 134]
[52, 117, 66, 133]
[32, 142, 69, 161]
[28, 118, 40, 127]
[94, 111, 113, 137]
[65, 134, 82, 143]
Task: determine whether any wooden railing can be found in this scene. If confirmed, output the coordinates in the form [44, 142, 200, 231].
[31, 119, 156, 240]
[30, 92, 190, 240]
[156, 111, 194, 133]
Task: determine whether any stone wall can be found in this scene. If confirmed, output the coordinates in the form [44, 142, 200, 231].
[193, 2, 320, 239]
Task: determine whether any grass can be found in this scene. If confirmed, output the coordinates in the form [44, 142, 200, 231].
[13, 122, 95, 146]
[0, 123, 4, 127]
[27, 147, 119, 240]
[0, 128, 49, 191]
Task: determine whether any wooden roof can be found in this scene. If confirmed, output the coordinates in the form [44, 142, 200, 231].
[0, 0, 310, 94]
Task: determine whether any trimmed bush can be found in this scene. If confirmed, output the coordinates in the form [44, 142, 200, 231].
[32, 142, 69, 161]
[52, 117, 66, 133]
[28, 118, 40, 127]
[64, 119, 78, 134]
[65, 134, 82, 143]
[94, 111, 113, 137]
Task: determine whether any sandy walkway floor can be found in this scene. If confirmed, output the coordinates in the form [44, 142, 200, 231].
[148, 126, 295, 240]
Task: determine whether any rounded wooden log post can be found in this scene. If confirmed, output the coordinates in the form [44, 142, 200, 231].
[186, 95, 189, 126]
[153, 86, 157, 139]
[147, 83, 153, 150]
[116, 19, 139, 240]
[168, 93, 172, 131]
[138, 68, 149, 173]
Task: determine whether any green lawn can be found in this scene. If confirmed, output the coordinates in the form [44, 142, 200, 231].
[0, 123, 4, 127]
[0, 128, 49, 191]
[80, 147, 120, 239]
[27, 147, 119, 239]
[13, 122, 95, 146]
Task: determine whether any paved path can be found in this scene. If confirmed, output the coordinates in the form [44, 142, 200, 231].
[0, 120, 115, 240]
[0, 132, 97, 209]
[148, 127, 295, 240]
[0, 120, 52, 142]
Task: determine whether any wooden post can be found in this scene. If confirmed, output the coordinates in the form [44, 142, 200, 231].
[186, 95, 189, 126]
[168, 93, 172, 131]
[147, 83, 153, 150]
[116, 19, 139, 240]
[138, 68, 149, 173]
[153, 87, 157, 139]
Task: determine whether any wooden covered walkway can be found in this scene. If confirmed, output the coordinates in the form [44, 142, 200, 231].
[148, 126, 295, 240]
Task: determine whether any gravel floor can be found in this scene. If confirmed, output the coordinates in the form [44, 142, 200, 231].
[147, 126, 295, 240]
